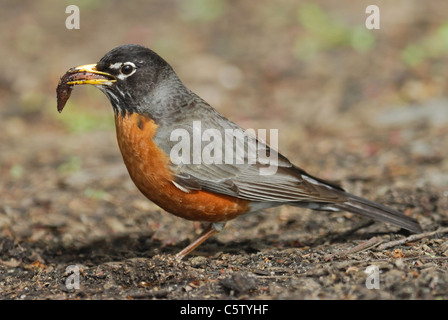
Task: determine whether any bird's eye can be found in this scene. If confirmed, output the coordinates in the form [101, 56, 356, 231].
[120, 64, 135, 75]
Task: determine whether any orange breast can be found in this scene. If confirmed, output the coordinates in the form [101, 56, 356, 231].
[114, 113, 251, 222]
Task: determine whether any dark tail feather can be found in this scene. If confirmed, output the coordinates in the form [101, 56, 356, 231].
[331, 193, 422, 233]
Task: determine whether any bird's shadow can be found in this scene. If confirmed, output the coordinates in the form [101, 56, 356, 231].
[40, 232, 278, 265]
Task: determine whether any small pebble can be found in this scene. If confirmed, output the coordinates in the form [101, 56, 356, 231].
[190, 256, 208, 268]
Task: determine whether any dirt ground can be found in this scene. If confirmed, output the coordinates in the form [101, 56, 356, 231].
[1, 1, 448, 301]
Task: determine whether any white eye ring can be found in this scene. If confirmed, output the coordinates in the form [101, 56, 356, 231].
[117, 62, 137, 79]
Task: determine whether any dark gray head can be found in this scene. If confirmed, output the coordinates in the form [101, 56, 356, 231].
[94, 44, 189, 118]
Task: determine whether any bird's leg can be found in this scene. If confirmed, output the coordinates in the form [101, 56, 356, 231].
[175, 222, 225, 260]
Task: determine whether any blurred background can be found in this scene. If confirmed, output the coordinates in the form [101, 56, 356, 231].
[1, 0, 447, 245]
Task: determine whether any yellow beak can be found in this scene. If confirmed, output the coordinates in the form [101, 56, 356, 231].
[66, 64, 117, 85]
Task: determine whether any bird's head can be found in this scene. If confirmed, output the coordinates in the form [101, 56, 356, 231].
[60, 44, 177, 116]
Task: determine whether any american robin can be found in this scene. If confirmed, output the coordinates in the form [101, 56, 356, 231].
[57, 44, 422, 259]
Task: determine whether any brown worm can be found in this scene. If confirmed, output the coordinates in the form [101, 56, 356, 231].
[56, 69, 110, 113]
